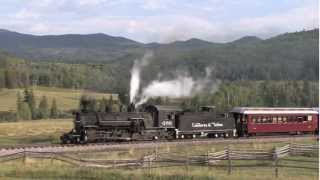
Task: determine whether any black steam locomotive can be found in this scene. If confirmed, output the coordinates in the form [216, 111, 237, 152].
[61, 104, 236, 144]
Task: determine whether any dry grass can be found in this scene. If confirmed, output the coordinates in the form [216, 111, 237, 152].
[0, 145, 317, 180]
[0, 119, 317, 179]
[0, 86, 116, 112]
[72, 138, 318, 160]
[0, 119, 73, 145]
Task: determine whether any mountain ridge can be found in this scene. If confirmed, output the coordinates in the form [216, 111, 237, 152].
[0, 28, 318, 63]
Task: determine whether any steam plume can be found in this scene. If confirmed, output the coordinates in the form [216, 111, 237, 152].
[129, 51, 153, 103]
[135, 68, 219, 106]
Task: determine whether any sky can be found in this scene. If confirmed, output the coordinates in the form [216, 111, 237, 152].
[0, 0, 318, 43]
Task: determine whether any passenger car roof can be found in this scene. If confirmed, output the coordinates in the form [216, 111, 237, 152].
[230, 107, 318, 115]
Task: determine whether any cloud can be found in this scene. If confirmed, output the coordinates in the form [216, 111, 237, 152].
[1, 0, 318, 42]
[216, 4, 318, 41]
[140, 0, 170, 10]
[14, 9, 40, 20]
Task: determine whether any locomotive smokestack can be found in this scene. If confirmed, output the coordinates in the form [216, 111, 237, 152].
[127, 103, 136, 112]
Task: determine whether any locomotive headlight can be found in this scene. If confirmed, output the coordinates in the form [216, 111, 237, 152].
[233, 129, 237, 137]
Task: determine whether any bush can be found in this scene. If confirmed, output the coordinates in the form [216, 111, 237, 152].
[0, 111, 17, 122]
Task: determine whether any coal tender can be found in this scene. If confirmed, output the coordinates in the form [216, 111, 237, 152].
[174, 106, 236, 139]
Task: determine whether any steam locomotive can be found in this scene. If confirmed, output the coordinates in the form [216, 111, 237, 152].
[60, 104, 236, 144]
[61, 104, 318, 144]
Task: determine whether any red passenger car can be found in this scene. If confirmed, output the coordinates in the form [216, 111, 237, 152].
[230, 107, 319, 137]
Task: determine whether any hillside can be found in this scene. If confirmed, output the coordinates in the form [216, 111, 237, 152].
[0, 29, 318, 108]
[0, 29, 318, 71]
[0, 29, 144, 62]
[142, 29, 319, 81]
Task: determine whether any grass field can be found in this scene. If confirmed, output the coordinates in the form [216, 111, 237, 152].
[0, 119, 73, 146]
[0, 86, 116, 112]
[0, 139, 318, 180]
[0, 161, 317, 180]
[0, 120, 318, 179]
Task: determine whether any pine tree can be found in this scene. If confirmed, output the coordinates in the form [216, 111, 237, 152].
[301, 81, 311, 106]
[50, 98, 58, 118]
[20, 102, 32, 120]
[111, 103, 120, 112]
[38, 96, 49, 119]
[5, 69, 18, 89]
[0, 69, 5, 89]
[23, 87, 37, 119]
[29, 89, 37, 119]
[16, 92, 23, 120]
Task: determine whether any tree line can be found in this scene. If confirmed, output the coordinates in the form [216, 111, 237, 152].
[16, 88, 59, 120]
[2, 79, 317, 122]
[149, 81, 319, 113]
[78, 95, 125, 113]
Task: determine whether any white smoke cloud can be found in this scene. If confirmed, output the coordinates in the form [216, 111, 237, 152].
[129, 51, 153, 103]
[135, 68, 220, 106]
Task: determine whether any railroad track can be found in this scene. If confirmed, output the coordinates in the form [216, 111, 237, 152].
[0, 135, 317, 156]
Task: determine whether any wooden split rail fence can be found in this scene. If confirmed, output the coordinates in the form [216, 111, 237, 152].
[0, 143, 318, 177]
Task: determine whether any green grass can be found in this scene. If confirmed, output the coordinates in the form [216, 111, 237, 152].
[0, 119, 73, 146]
[0, 86, 116, 112]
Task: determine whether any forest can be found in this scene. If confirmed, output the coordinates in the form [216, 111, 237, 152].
[0, 29, 318, 120]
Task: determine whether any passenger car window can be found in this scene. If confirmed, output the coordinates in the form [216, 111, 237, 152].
[277, 117, 282, 123]
[283, 117, 287, 123]
[262, 117, 267, 123]
[272, 117, 277, 123]
[252, 117, 256, 124]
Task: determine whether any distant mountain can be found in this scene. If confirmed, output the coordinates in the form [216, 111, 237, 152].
[0, 29, 260, 61]
[231, 36, 262, 44]
[0, 29, 143, 62]
[0, 29, 141, 48]
[0, 29, 318, 95]
[140, 29, 318, 82]
[0, 29, 318, 83]
[170, 38, 218, 48]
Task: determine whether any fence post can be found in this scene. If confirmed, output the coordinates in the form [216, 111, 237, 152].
[149, 156, 151, 175]
[185, 151, 189, 177]
[51, 153, 54, 164]
[155, 145, 158, 160]
[227, 145, 231, 175]
[206, 150, 209, 167]
[273, 147, 278, 178]
[289, 143, 292, 155]
[23, 149, 26, 165]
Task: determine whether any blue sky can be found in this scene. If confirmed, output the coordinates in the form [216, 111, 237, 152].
[0, 0, 318, 43]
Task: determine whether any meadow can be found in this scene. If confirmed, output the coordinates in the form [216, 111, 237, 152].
[0, 119, 318, 179]
[0, 119, 73, 146]
[0, 86, 116, 112]
[0, 138, 318, 180]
